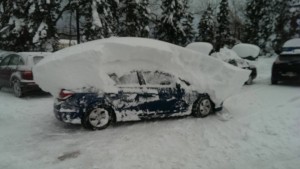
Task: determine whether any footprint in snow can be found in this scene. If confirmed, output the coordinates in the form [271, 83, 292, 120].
[57, 150, 80, 161]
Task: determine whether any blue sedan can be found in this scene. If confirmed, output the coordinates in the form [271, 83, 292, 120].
[54, 70, 222, 130]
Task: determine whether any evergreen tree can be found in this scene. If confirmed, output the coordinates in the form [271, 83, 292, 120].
[80, 0, 118, 41]
[156, 0, 194, 46]
[197, 5, 215, 44]
[0, 0, 61, 52]
[119, 0, 151, 37]
[29, 1, 61, 52]
[274, 0, 296, 51]
[216, 0, 232, 50]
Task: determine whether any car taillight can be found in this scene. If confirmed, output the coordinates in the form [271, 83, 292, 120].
[59, 89, 74, 100]
[22, 71, 33, 80]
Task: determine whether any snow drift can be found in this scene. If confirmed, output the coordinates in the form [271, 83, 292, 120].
[33, 37, 250, 106]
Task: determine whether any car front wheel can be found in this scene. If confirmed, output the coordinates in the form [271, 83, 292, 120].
[12, 79, 23, 98]
[192, 95, 213, 118]
[82, 105, 113, 130]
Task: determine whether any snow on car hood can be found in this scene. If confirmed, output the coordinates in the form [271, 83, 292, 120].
[33, 37, 250, 106]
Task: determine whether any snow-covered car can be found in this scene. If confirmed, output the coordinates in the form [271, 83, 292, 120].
[272, 38, 300, 84]
[33, 37, 250, 130]
[232, 43, 260, 61]
[211, 48, 257, 85]
[185, 42, 214, 55]
[0, 52, 50, 97]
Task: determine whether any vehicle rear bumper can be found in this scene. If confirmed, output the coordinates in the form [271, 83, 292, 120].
[54, 101, 81, 124]
[272, 63, 300, 81]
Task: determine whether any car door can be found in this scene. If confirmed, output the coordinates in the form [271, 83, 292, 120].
[0, 55, 13, 87]
[112, 71, 150, 117]
[142, 71, 189, 117]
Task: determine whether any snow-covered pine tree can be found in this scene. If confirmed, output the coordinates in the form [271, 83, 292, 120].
[80, 0, 118, 41]
[274, 0, 296, 51]
[216, 0, 232, 50]
[197, 5, 215, 44]
[244, 0, 266, 45]
[29, 0, 61, 52]
[0, 0, 32, 51]
[118, 0, 151, 37]
[0, 0, 61, 52]
[156, 0, 194, 46]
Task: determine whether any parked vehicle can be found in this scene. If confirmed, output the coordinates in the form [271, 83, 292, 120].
[272, 38, 300, 84]
[186, 43, 257, 85]
[33, 37, 250, 130]
[55, 70, 222, 130]
[0, 52, 50, 97]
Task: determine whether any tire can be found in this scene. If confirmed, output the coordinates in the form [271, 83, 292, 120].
[271, 77, 278, 85]
[82, 105, 113, 130]
[245, 76, 253, 85]
[192, 95, 213, 118]
[12, 79, 23, 98]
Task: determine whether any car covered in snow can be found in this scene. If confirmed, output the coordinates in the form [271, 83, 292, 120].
[232, 43, 260, 61]
[272, 38, 300, 84]
[186, 43, 257, 85]
[0, 52, 50, 97]
[33, 37, 250, 130]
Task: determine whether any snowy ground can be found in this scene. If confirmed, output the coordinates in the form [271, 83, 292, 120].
[1, 57, 300, 169]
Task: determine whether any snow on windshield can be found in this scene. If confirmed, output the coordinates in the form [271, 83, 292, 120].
[211, 47, 250, 68]
[33, 37, 250, 106]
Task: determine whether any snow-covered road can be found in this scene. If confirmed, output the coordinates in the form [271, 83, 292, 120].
[1, 57, 300, 169]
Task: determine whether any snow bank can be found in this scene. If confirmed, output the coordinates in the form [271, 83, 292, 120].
[232, 43, 260, 58]
[33, 37, 250, 106]
[185, 42, 213, 55]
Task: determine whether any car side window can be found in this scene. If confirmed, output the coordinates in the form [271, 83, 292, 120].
[9, 55, 24, 65]
[143, 71, 176, 85]
[0, 56, 11, 66]
[117, 72, 140, 85]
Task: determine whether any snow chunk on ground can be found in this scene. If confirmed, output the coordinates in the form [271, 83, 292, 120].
[232, 43, 260, 58]
[33, 37, 250, 106]
[185, 42, 213, 55]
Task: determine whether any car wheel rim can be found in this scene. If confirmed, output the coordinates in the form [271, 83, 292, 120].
[199, 99, 211, 116]
[13, 81, 21, 97]
[88, 108, 109, 128]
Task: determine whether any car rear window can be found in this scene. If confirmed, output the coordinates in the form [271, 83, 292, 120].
[33, 56, 44, 65]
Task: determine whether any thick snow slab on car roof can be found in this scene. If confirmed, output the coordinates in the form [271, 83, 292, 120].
[283, 38, 300, 47]
[185, 42, 213, 55]
[232, 43, 260, 58]
[34, 37, 250, 106]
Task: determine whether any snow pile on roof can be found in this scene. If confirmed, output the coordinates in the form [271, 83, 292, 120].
[232, 43, 260, 58]
[283, 38, 300, 47]
[211, 47, 250, 68]
[281, 39, 300, 54]
[185, 42, 213, 55]
[33, 37, 250, 106]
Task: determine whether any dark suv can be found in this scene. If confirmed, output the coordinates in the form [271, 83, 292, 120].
[272, 39, 300, 84]
[0, 52, 48, 97]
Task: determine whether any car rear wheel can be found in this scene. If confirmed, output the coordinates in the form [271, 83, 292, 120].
[12, 79, 23, 98]
[192, 95, 213, 118]
[82, 105, 113, 130]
